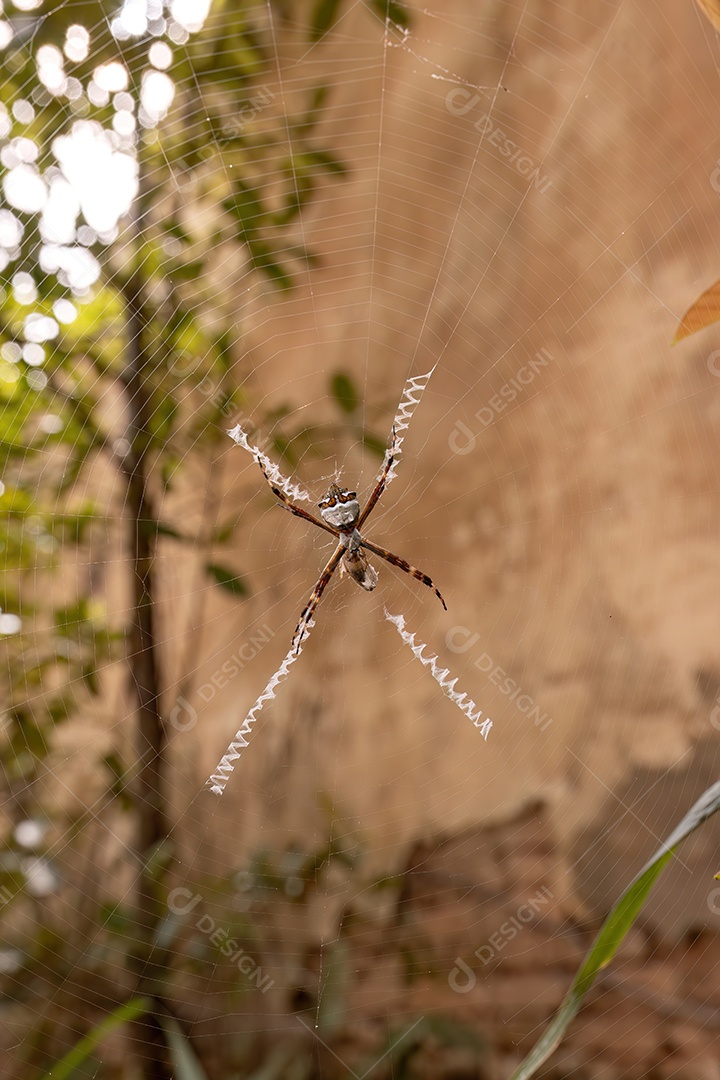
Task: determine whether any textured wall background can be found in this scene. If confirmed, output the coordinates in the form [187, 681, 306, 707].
[154, 0, 720, 892]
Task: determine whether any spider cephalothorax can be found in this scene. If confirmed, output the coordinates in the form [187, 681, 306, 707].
[318, 484, 359, 530]
[258, 425, 446, 652]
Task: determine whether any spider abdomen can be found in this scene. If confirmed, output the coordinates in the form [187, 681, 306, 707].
[341, 549, 379, 591]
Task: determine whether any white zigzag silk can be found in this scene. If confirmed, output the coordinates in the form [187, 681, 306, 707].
[206, 622, 314, 795]
[210, 368, 439, 794]
[382, 364, 437, 485]
[227, 423, 311, 503]
[384, 609, 492, 739]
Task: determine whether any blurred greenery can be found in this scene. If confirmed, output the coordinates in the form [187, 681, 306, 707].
[0, 0, 395, 1075]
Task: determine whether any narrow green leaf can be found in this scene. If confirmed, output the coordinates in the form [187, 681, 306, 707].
[206, 562, 249, 597]
[161, 219, 191, 244]
[274, 172, 315, 225]
[170, 260, 205, 282]
[155, 1013, 210, 1080]
[301, 84, 330, 131]
[510, 780, 720, 1080]
[362, 432, 388, 459]
[316, 941, 350, 1034]
[330, 371, 359, 414]
[370, 0, 412, 29]
[286, 244, 321, 268]
[310, 0, 343, 41]
[39, 997, 151, 1080]
[302, 148, 347, 175]
[212, 519, 240, 543]
[247, 242, 293, 290]
[155, 521, 190, 542]
[214, 330, 236, 371]
[224, 182, 266, 234]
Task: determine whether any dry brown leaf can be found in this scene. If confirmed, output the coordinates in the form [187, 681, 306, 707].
[674, 279, 720, 342]
[696, 0, 720, 32]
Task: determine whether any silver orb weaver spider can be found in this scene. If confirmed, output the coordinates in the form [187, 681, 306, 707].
[259, 425, 447, 653]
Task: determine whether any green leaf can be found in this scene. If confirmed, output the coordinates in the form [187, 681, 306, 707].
[301, 148, 347, 175]
[206, 562, 249, 597]
[161, 219, 192, 244]
[39, 997, 151, 1080]
[316, 940, 350, 1034]
[170, 260, 205, 283]
[310, 0, 343, 41]
[273, 171, 316, 225]
[369, 0, 412, 30]
[224, 182, 267, 236]
[510, 779, 720, 1080]
[155, 1013, 210, 1080]
[286, 244, 321, 268]
[46, 506, 98, 544]
[330, 371, 359, 414]
[362, 432, 388, 459]
[155, 521, 190, 542]
[214, 330, 236, 371]
[300, 84, 330, 132]
[247, 242, 294, 290]
[212, 519, 240, 544]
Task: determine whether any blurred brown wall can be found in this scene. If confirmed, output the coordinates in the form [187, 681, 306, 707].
[164, 1, 720, 915]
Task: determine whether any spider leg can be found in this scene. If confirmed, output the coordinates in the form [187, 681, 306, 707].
[258, 461, 340, 539]
[292, 542, 345, 653]
[359, 537, 447, 610]
[357, 424, 398, 528]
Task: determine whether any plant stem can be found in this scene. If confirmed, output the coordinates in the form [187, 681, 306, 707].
[121, 258, 172, 1080]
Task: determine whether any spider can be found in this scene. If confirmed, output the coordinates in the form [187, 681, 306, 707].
[259, 426, 447, 653]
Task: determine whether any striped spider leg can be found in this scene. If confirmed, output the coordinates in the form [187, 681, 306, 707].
[356, 424, 397, 528]
[292, 543, 345, 653]
[359, 537, 447, 610]
[258, 461, 340, 540]
[356, 424, 446, 608]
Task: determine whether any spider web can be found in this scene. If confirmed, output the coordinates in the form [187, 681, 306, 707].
[4, 1, 720, 1075]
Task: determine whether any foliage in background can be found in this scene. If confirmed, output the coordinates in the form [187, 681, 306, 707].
[0, 0, 389, 1075]
[0, 0, 354, 790]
